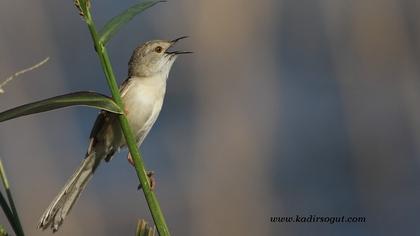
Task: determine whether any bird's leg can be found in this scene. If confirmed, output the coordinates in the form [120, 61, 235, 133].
[139, 171, 155, 191]
[127, 153, 156, 190]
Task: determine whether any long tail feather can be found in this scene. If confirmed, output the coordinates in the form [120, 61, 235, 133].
[38, 153, 99, 232]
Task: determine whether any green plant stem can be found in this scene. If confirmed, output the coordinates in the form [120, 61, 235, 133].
[4, 190, 23, 236]
[0, 161, 24, 236]
[83, 7, 170, 236]
[0, 193, 17, 235]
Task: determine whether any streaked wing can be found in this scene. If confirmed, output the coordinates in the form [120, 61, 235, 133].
[86, 111, 107, 155]
[86, 78, 133, 156]
[120, 77, 135, 98]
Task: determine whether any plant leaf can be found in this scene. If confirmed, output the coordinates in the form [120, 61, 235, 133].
[0, 91, 122, 123]
[99, 0, 164, 45]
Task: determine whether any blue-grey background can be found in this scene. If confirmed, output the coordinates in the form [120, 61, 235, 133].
[1, 0, 420, 235]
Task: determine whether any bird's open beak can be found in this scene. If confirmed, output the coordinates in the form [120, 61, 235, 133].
[166, 36, 193, 55]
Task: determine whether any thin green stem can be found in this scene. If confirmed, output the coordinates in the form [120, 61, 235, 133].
[0, 161, 24, 236]
[0, 192, 17, 235]
[4, 191, 23, 236]
[82, 4, 170, 236]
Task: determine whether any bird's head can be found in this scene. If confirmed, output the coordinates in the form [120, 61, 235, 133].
[128, 36, 191, 78]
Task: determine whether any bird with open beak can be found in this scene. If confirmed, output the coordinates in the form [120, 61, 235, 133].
[38, 37, 191, 232]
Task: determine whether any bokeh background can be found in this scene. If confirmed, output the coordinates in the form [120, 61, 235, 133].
[1, 0, 420, 235]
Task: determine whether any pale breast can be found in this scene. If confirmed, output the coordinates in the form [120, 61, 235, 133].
[121, 77, 166, 145]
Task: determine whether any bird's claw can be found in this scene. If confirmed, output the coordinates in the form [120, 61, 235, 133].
[137, 171, 155, 191]
[127, 153, 156, 191]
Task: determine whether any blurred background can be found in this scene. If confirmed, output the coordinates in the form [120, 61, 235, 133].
[0, 0, 420, 235]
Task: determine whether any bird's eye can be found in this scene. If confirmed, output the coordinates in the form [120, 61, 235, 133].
[154, 46, 163, 53]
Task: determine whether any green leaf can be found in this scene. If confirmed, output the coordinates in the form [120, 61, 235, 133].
[99, 0, 164, 45]
[0, 91, 122, 123]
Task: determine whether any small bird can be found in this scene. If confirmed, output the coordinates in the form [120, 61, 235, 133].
[38, 37, 191, 232]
